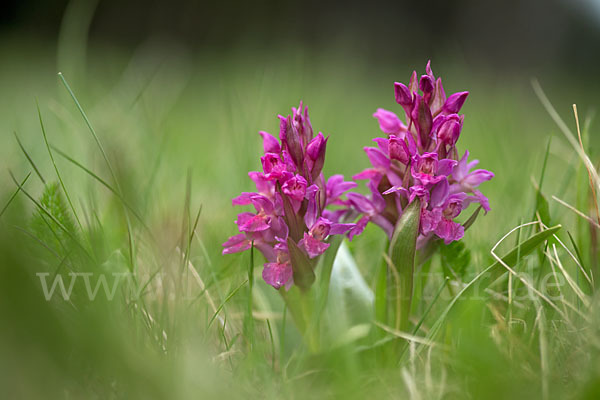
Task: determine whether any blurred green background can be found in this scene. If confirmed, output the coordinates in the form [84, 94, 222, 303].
[1, 0, 600, 399]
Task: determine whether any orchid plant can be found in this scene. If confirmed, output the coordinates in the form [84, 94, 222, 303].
[344, 62, 494, 330]
[222, 103, 357, 291]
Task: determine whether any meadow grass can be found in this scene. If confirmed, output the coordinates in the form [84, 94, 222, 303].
[1, 38, 600, 399]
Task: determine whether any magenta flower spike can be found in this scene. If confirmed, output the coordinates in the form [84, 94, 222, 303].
[223, 102, 357, 290]
[351, 62, 494, 246]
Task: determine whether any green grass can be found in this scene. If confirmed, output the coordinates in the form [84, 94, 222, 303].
[1, 37, 600, 399]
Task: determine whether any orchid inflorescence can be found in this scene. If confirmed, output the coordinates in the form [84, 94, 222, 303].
[222, 102, 357, 290]
[223, 62, 493, 290]
[348, 61, 494, 246]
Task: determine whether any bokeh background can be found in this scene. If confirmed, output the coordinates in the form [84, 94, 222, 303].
[2, 0, 600, 237]
[1, 0, 600, 398]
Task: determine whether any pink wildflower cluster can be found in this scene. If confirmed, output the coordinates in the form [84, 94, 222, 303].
[222, 103, 356, 289]
[348, 62, 494, 245]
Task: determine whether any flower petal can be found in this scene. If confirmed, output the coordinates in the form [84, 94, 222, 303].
[262, 262, 293, 289]
[435, 219, 465, 244]
[300, 233, 330, 258]
[364, 147, 391, 169]
[373, 108, 405, 134]
[222, 234, 252, 254]
[259, 131, 281, 154]
[236, 212, 270, 232]
[443, 91, 469, 114]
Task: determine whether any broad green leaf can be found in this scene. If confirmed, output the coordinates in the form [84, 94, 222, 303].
[327, 242, 374, 323]
[279, 285, 317, 351]
[374, 257, 387, 326]
[315, 234, 344, 296]
[387, 200, 420, 331]
[287, 238, 315, 291]
[308, 234, 344, 329]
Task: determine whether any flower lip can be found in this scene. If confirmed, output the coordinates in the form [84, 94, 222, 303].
[261, 153, 284, 174]
[262, 260, 293, 290]
[442, 197, 463, 219]
[281, 174, 307, 201]
[309, 217, 332, 241]
[416, 152, 438, 175]
[300, 232, 330, 258]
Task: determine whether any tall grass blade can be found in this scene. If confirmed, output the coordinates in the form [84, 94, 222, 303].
[13, 132, 45, 184]
[0, 172, 31, 219]
[38, 102, 84, 233]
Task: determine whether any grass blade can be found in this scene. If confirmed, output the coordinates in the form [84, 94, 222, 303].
[427, 223, 561, 341]
[0, 172, 31, 219]
[38, 102, 84, 232]
[13, 132, 45, 184]
[207, 279, 248, 330]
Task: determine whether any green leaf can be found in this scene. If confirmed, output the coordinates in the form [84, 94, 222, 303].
[532, 137, 552, 227]
[462, 205, 482, 231]
[287, 238, 315, 291]
[326, 242, 374, 332]
[310, 235, 344, 325]
[374, 256, 388, 326]
[387, 199, 420, 331]
[535, 189, 551, 226]
[279, 285, 317, 351]
[279, 236, 346, 353]
[484, 224, 561, 288]
[315, 234, 344, 295]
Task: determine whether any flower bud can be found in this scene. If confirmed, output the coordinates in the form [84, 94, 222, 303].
[281, 115, 304, 168]
[373, 108, 405, 134]
[388, 135, 410, 164]
[434, 114, 462, 146]
[419, 75, 434, 94]
[259, 131, 281, 154]
[411, 94, 433, 148]
[443, 91, 469, 114]
[306, 132, 328, 180]
[430, 77, 446, 115]
[394, 82, 412, 106]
